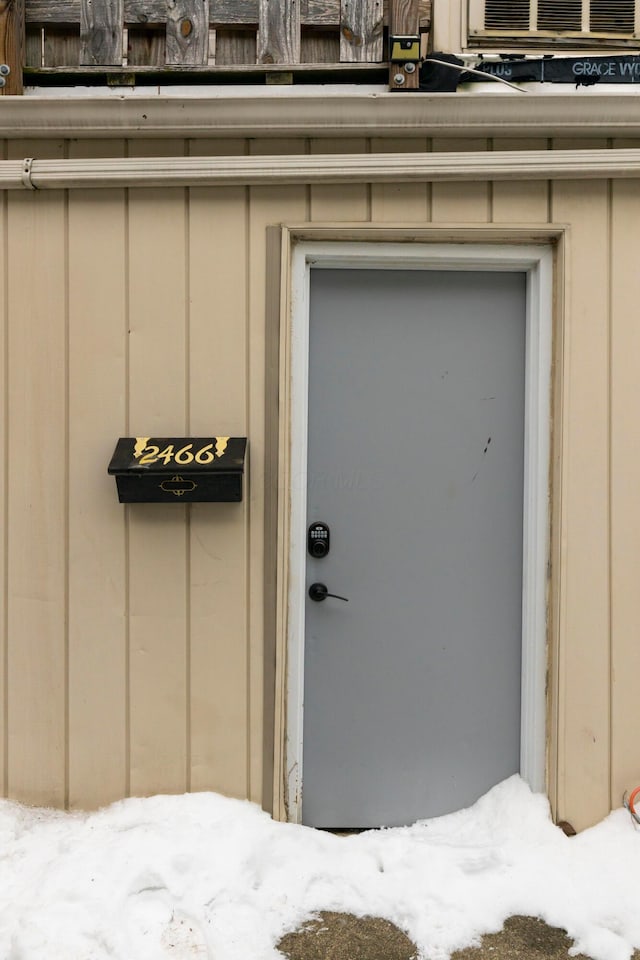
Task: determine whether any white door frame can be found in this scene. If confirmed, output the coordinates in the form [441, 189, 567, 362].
[283, 240, 553, 824]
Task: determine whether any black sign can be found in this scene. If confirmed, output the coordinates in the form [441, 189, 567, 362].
[466, 54, 640, 85]
[108, 437, 246, 503]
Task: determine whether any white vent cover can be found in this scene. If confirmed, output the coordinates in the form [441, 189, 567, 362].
[469, 0, 639, 40]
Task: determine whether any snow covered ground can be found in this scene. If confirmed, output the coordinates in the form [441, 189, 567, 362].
[0, 775, 638, 960]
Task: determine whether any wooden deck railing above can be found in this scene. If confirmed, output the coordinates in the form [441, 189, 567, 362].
[0, 0, 431, 93]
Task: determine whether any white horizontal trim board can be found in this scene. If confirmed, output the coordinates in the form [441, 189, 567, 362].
[7, 148, 640, 189]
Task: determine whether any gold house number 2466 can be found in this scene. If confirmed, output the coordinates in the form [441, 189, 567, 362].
[134, 437, 230, 466]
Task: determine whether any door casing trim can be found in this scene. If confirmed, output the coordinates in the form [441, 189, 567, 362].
[274, 236, 555, 824]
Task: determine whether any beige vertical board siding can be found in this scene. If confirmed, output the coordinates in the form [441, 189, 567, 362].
[127, 139, 189, 797]
[0, 141, 5, 796]
[551, 144, 610, 830]
[186, 138, 250, 798]
[609, 153, 640, 806]
[491, 140, 550, 223]
[67, 140, 128, 809]
[370, 138, 430, 222]
[431, 0, 463, 52]
[431, 139, 490, 222]
[491, 143, 556, 811]
[489, 145, 556, 811]
[310, 139, 369, 222]
[6, 139, 67, 806]
[249, 139, 308, 804]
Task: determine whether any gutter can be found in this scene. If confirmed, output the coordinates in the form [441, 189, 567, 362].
[9, 149, 640, 190]
[2, 93, 640, 140]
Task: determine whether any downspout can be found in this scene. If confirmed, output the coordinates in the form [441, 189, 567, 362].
[5, 148, 640, 190]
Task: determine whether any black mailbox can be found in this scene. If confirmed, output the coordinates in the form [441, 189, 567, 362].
[108, 437, 247, 503]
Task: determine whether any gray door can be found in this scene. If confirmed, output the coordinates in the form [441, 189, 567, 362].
[302, 268, 527, 828]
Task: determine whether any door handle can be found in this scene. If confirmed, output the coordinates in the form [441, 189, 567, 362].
[308, 582, 349, 603]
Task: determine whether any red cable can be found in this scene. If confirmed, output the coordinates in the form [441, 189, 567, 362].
[628, 786, 640, 816]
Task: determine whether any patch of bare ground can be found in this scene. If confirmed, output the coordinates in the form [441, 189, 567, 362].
[277, 911, 418, 960]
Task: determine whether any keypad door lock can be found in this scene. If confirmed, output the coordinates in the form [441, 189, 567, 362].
[308, 522, 330, 559]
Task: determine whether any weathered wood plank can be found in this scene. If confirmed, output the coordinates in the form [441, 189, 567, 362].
[304, 0, 338, 23]
[389, 0, 417, 31]
[125, 0, 257, 25]
[209, 0, 258, 23]
[418, 0, 430, 28]
[28, 0, 329, 27]
[25, 24, 41, 65]
[44, 25, 79, 66]
[214, 28, 256, 64]
[257, 0, 300, 64]
[0, 0, 25, 94]
[80, 0, 123, 65]
[26, 58, 380, 73]
[166, 0, 208, 64]
[28, 0, 429, 28]
[301, 26, 339, 62]
[27, 1, 79, 23]
[388, 0, 419, 89]
[127, 26, 164, 65]
[340, 0, 383, 62]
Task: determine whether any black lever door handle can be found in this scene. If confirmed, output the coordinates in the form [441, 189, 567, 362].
[308, 582, 349, 603]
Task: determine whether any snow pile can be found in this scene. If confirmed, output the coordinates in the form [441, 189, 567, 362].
[0, 776, 638, 960]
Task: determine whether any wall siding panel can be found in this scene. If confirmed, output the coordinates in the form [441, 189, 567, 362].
[310, 138, 369, 222]
[6, 140, 67, 806]
[491, 139, 550, 223]
[127, 139, 189, 797]
[551, 170, 611, 830]
[187, 139, 250, 798]
[0, 143, 6, 796]
[249, 139, 308, 804]
[610, 165, 640, 808]
[432, 138, 489, 222]
[67, 140, 128, 809]
[0, 134, 632, 832]
[370, 138, 430, 222]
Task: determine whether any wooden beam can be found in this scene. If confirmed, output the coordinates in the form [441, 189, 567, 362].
[80, 0, 123, 65]
[388, 0, 418, 90]
[166, 0, 208, 64]
[0, 0, 25, 94]
[27, 1, 79, 22]
[207, 0, 258, 24]
[340, 0, 383, 61]
[26, 0, 429, 28]
[257, 0, 300, 63]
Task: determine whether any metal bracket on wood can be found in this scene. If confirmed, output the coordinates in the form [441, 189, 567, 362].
[388, 0, 420, 91]
[0, 0, 24, 95]
[389, 36, 420, 90]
